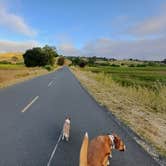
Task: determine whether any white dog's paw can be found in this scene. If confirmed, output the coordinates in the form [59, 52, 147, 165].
[107, 160, 110, 165]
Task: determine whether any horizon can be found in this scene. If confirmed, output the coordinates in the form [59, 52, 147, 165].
[0, 0, 166, 60]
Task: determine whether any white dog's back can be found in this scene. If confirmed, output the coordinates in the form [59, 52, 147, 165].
[62, 118, 71, 141]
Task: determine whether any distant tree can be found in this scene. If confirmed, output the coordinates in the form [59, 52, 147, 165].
[162, 59, 166, 64]
[23, 45, 57, 67]
[79, 59, 87, 68]
[57, 56, 65, 65]
[88, 56, 96, 66]
[72, 57, 81, 66]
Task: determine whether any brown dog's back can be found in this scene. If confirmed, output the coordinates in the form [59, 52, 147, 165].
[80, 135, 111, 166]
[87, 136, 111, 166]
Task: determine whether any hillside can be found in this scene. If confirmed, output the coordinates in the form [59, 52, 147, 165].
[0, 52, 23, 63]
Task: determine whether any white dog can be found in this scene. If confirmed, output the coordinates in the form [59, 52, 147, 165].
[62, 117, 71, 141]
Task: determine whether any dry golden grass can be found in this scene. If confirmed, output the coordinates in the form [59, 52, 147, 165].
[0, 52, 23, 63]
[72, 67, 166, 157]
[0, 64, 49, 88]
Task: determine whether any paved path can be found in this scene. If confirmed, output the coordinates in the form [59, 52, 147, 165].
[0, 67, 159, 166]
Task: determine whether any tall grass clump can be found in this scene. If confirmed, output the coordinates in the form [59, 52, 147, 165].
[94, 72, 166, 113]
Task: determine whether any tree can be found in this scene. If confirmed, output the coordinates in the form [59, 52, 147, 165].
[57, 56, 65, 65]
[71, 57, 80, 66]
[162, 59, 166, 64]
[79, 59, 87, 68]
[23, 45, 58, 67]
[88, 56, 96, 66]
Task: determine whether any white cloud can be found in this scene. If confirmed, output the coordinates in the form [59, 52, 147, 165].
[0, 5, 36, 36]
[83, 37, 166, 60]
[128, 4, 166, 37]
[58, 37, 166, 61]
[0, 40, 39, 52]
[58, 43, 83, 57]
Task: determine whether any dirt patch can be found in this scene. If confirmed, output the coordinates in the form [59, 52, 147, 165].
[0, 67, 48, 88]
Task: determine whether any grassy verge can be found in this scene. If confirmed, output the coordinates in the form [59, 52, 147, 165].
[72, 67, 166, 158]
[84, 66, 166, 90]
[0, 64, 58, 88]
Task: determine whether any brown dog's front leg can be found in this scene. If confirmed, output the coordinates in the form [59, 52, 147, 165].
[102, 155, 109, 166]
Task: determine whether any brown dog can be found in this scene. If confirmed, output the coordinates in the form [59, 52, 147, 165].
[80, 133, 126, 166]
[62, 117, 71, 141]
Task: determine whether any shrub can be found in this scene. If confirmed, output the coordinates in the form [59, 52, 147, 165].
[79, 60, 87, 68]
[0, 60, 11, 64]
[128, 64, 135, 67]
[71, 57, 81, 66]
[57, 56, 65, 65]
[44, 65, 53, 71]
[110, 64, 120, 67]
[136, 64, 147, 67]
[162, 59, 166, 64]
[88, 57, 96, 66]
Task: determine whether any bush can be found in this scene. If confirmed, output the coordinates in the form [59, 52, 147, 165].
[136, 64, 147, 67]
[71, 57, 81, 66]
[79, 60, 87, 68]
[88, 57, 96, 66]
[57, 56, 65, 65]
[110, 64, 120, 67]
[44, 65, 53, 71]
[0, 60, 11, 64]
[128, 64, 135, 67]
[23, 45, 57, 67]
[162, 59, 166, 64]
[147, 62, 158, 66]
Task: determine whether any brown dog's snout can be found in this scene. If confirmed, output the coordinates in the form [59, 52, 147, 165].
[120, 145, 126, 151]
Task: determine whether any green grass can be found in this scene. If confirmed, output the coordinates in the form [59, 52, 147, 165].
[84, 66, 166, 90]
[0, 64, 25, 70]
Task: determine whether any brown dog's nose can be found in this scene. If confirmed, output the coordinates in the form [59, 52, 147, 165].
[120, 145, 126, 151]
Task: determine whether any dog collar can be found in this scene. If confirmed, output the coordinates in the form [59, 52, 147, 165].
[109, 135, 115, 149]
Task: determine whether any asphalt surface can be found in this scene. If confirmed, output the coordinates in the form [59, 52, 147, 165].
[0, 66, 159, 166]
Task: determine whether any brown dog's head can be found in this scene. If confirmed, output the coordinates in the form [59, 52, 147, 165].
[112, 133, 126, 151]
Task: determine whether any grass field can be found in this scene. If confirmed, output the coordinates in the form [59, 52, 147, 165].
[72, 65, 166, 158]
[85, 66, 166, 90]
[0, 52, 61, 88]
[0, 52, 23, 63]
[0, 64, 49, 88]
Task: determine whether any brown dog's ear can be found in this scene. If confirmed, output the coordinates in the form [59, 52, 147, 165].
[113, 134, 121, 149]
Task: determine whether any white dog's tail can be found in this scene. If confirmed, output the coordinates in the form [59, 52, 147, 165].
[79, 132, 89, 166]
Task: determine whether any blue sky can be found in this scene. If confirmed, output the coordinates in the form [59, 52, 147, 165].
[0, 0, 166, 60]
